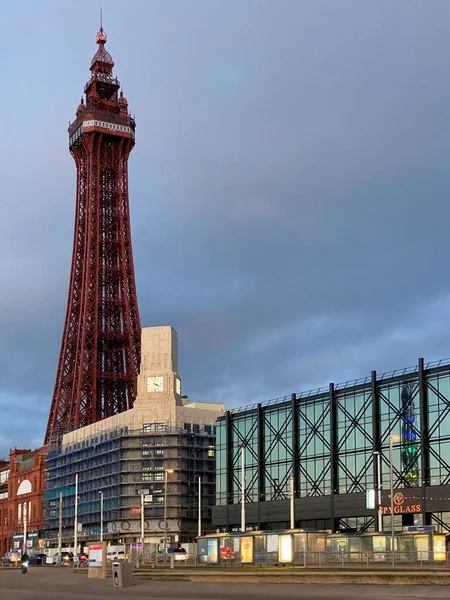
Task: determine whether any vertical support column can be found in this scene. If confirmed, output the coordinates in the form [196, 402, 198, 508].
[225, 411, 233, 531]
[291, 393, 299, 525]
[371, 370, 382, 531]
[329, 383, 338, 532]
[257, 403, 265, 529]
[418, 357, 430, 524]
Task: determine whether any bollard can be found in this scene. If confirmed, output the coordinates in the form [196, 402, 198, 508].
[170, 555, 175, 569]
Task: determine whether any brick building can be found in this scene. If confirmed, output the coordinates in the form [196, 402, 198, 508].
[0, 448, 46, 557]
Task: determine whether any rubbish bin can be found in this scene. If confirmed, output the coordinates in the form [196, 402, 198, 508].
[112, 561, 134, 587]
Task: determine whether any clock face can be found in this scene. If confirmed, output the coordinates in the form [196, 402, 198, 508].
[147, 376, 164, 393]
[176, 378, 181, 395]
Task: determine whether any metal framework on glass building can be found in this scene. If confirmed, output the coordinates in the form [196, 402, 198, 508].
[213, 357, 450, 534]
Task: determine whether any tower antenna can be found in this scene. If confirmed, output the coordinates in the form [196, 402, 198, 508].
[100, 7, 103, 31]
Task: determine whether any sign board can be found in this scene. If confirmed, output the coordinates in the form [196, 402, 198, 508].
[136, 488, 149, 495]
[366, 488, 375, 510]
[88, 541, 107, 580]
[12, 531, 39, 541]
[403, 525, 433, 532]
[88, 544, 103, 568]
[144, 494, 153, 503]
[382, 492, 421, 514]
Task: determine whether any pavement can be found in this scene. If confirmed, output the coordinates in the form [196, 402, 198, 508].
[2, 569, 450, 600]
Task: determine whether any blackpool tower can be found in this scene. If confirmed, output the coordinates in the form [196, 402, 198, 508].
[45, 23, 141, 444]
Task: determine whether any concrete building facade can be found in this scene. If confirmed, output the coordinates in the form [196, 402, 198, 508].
[43, 327, 224, 551]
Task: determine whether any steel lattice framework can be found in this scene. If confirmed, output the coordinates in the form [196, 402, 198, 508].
[45, 25, 141, 444]
[214, 358, 450, 533]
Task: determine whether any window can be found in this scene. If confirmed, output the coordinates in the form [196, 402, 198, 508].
[155, 496, 164, 504]
[184, 424, 191, 433]
[154, 472, 164, 481]
[155, 449, 164, 456]
[193, 424, 200, 433]
[204, 425, 212, 434]
[155, 423, 166, 432]
[142, 473, 153, 481]
[143, 424, 154, 432]
[208, 448, 215, 457]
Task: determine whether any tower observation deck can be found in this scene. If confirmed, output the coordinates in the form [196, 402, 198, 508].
[45, 24, 141, 444]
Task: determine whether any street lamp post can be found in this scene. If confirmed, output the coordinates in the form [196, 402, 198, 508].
[23, 502, 27, 555]
[389, 435, 401, 568]
[238, 444, 246, 532]
[141, 491, 145, 561]
[373, 451, 382, 532]
[163, 469, 174, 556]
[290, 473, 295, 529]
[99, 491, 104, 542]
[58, 492, 63, 559]
[73, 473, 79, 557]
[198, 476, 202, 538]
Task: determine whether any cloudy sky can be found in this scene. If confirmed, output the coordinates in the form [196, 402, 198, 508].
[1, 0, 450, 456]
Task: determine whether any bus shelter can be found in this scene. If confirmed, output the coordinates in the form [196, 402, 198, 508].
[197, 530, 326, 565]
[197, 529, 447, 566]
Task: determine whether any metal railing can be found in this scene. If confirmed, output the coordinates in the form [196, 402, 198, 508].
[196, 551, 450, 569]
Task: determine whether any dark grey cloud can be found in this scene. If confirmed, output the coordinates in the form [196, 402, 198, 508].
[1, 0, 450, 455]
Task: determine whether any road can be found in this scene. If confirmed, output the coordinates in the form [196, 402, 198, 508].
[1, 568, 450, 599]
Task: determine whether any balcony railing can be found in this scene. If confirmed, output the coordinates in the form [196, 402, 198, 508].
[84, 71, 120, 92]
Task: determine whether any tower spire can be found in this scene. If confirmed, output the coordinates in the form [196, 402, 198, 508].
[45, 19, 140, 445]
[96, 7, 107, 45]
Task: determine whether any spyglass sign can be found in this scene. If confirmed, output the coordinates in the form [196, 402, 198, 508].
[382, 492, 421, 514]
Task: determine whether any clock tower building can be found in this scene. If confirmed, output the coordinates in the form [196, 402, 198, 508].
[44, 326, 224, 546]
[133, 327, 185, 425]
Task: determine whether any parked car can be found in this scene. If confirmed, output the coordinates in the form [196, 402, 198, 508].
[52, 552, 74, 565]
[107, 550, 125, 561]
[158, 547, 188, 562]
[219, 546, 236, 561]
[1, 552, 20, 564]
[29, 553, 47, 566]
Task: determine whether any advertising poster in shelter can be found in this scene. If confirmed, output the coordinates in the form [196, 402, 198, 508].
[279, 535, 293, 562]
[207, 539, 218, 564]
[433, 535, 446, 561]
[241, 536, 253, 563]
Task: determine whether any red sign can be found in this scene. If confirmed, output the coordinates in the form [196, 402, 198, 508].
[130, 508, 142, 515]
[382, 493, 421, 514]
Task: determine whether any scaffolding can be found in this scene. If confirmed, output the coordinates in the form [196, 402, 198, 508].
[43, 425, 216, 543]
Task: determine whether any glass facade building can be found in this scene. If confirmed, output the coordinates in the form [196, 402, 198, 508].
[213, 358, 450, 534]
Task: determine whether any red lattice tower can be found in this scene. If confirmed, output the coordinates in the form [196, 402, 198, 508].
[45, 24, 141, 444]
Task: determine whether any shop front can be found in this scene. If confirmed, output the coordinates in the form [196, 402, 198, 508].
[11, 531, 42, 554]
